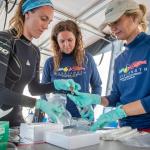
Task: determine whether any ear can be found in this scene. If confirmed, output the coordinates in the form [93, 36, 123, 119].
[24, 11, 31, 20]
[135, 17, 140, 24]
[130, 15, 139, 24]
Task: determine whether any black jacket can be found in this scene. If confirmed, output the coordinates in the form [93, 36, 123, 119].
[0, 29, 54, 126]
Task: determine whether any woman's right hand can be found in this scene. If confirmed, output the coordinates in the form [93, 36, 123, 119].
[67, 92, 101, 107]
[53, 79, 81, 92]
[35, 99, 65, 123]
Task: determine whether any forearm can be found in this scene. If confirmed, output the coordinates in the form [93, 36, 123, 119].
[28, 80, 55, 95]
[101, 96, 109, 107]
[91, 77, 102, 95]
[0, 86, 36, 107]
[101, 97, 146, 116]
[91, 86, 102, 95]
[122, 100, 146, 116]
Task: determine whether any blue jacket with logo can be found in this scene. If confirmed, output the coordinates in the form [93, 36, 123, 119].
[42, 52, 102, 117]
[107, 32, 150, 129]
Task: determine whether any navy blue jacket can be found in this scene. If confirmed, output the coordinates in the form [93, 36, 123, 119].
[42, 52, 102, 117]
[107, 32, 150, 129]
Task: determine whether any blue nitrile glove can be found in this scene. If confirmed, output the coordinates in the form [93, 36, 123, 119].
[67, 92, 100, 107]
[36, 99, 65, 123]
[90, 107, 127, 131]
[54, 79, 81, 92]
[80, 106, 94, 122]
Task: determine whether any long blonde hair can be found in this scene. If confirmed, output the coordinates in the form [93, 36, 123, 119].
[9, 0, 25, 38]
[124, 4, 148, 32]
[51, 20, 85, 72]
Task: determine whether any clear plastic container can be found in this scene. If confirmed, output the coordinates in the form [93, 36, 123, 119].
[46, 94, 72, 127]
[9, 127, 20, 144]
[46, 94, 94, 130]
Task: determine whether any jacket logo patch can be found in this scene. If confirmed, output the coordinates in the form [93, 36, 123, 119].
[26, 60, 31, 66]
[0, 47, 9, 55]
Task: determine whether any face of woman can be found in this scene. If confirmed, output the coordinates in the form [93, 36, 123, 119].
[57, 31, 76, 54]
[24, 6, 54, 40]
[109, 15, 140, 43]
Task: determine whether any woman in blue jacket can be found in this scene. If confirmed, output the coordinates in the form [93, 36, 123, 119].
[42, 20, 102, 120]
[68, 0, 150, 132]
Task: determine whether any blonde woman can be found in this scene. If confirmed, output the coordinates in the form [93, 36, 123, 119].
[68, 0, 150, 132]
[42, 20, 101, 120]
[0, 0, 80, 127]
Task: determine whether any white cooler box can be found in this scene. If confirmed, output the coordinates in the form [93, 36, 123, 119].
[45, 128, 100, 149]
[20, 122, 63, 142]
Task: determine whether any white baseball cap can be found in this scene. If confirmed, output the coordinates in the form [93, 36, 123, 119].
[100, 0, 139, 30]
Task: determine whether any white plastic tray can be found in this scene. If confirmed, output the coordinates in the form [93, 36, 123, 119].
[45, 128, 100, 149]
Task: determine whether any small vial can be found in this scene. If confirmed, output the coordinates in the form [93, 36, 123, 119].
[25, 111, 34, 123]
[77, 106, 94, 125]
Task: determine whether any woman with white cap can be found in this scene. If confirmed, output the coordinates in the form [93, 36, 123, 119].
[0, 0, 80, 127]
[68, 0, 150, 132]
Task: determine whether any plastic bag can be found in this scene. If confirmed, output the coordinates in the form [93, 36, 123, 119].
[46, 94, 72, 127]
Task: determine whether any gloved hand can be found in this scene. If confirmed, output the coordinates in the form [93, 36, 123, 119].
[67, 92, 100, 107]
[116, 102, 122, 107]
[80, 106, 94, 122]
[54, 79, 81, 92]
[36, 99, 65, 123]
[90, 107, 127, 131]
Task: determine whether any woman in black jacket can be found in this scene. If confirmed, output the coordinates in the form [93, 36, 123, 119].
[0, 0, 80, 127]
